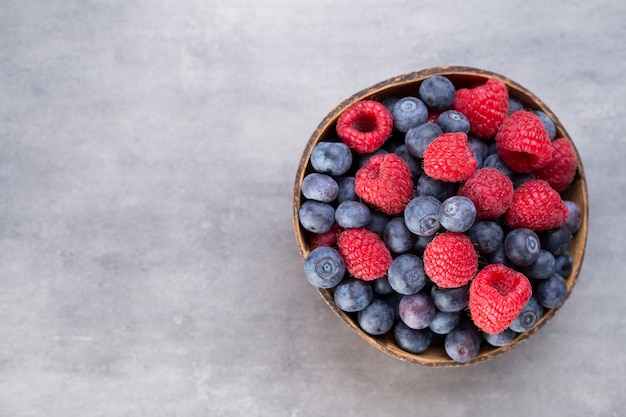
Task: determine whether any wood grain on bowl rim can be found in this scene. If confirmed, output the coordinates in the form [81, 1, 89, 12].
[292, 66, 589, 367]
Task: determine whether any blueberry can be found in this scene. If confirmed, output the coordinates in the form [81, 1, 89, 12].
[444, 327, 481, 363]
[404, 195, 441, 236]
[439, 195, 476, 233]
[555, 251, 573, 277]
[483, 153, 515, 178]
[414, 234, 435, 254]
[415, 175, 457, 201]
[335, 200, 371, 229]
[310, 141, 353, 176]
[298, 200, 335, 233]
[359, 149, 388, 168]
[564, 200, 583, 233]
[468, 221, 504, 255]
[486, 244, 514, 268]
[512, 172, 536, 188]
[399, 292, 436, 329]
[381, 292, 403, 321]
[429, 311, 461, 335]
[357, 298, 395, 335]
[333, 278, 373, 312]
[483, 328, 517, 347]
[431, 284, 470, 312]
[391, 97, 429, 133]
[383, 217, 417, 254]
[504, 228, 541, 267]
[303, 246, 345, 288]
[366, 211, 390, 236]
[507, 97, 524, 115]
[394, 321, 432, 354]
[534, 110, 557, 140]
[336, 176, 357, 203]
[405, 122, 443, 158]
[382, 96, 400, 113]
[541, 226, 572, 256]
[388, 254, 426, 295]
[437, 110, 470, 134]
[509, 296, 544, 333]
[537, 273, 568, 309]
[394, 144, 423, 179]
[519, 249, 556, 280]
[371, 276, 394, 296]
[301, 173, 339, 202]
[468, 135, 489, 167]
[418, 75, 456, 110]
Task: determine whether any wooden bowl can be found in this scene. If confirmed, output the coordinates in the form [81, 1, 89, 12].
[292, 66, 588, 367]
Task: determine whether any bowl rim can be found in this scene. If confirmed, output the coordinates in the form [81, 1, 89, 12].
[293, 65, 589, 367]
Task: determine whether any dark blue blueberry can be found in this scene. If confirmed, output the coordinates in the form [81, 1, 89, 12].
[301, 173, 338, 202]
[298, 200, 335, 233]
[431, 284, 470, 312]
[564, 200, 583, 233]
[359, 149, 388, 168]
[391, 97, 429, 133]
[366, 211, 391, 236]
[336, 176, 357, 203]
[383, 217, 417, 254]
[335, 200, 371, 229]
[405, 122, 443, 158]
[382, 96, 400, 113]
[468, 135, 489, 167]
[333, 278, 373, 312]
[399, 292, 436, 330]
[555, 252, 573, 277]
[507, 97, 524, 115]
[381, 292, 403, 320]
[439, 195, 476, 233]
[504, 228, 541, 267]
[534, 110, 557, 140]
[357, 298, 395, 335]
[541, 226, 572, 256]
[509, 296, 544, 333]
[394, 144, 423, 179]
[419, 75, 456, 111]
[486, 244, 514, 268]
[415, 174, 457, 201]
[537, 273, 568, 309]
[483, 328, 517, 347]
[468, 221, 504, 255]
[429, 311, 461, 335]
[437, 110, 470, 134]
[512, 172, 536, 188]
[444, 327, 481, 363]
[414, 234, 435, 255]
[483, 153, 515, 178]
[387, 254, 426, 295]
[404, 195, 441, 236]
[310, 141, 353, 176]
[371, 276, 394, 296]
[303, 246, 345, 288]
[520, 249, 556, 280]
[394, 321, 432, 354]
[381, 135, 405, 153]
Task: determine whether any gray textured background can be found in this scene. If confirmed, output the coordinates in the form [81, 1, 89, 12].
[1, 1, 624, 416]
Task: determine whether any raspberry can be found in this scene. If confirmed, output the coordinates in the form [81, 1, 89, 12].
[354, 153, 413, 216]
[469, 264, 532, 334]
[423, 232, 478, 288]
[336, 100, 393, 154]
[337, 228, 392, 281]
[504, 179, 568, 231]
[422, 132, 478, 182]
[533, 138, 577, 191]
[308, 223, 342, 251]
[453, 78, 509, 139]
[495, 110, 553, 173]
[457, 167, 514, 219]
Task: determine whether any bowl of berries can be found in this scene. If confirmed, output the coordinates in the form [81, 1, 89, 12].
[293, 66, 588, 366]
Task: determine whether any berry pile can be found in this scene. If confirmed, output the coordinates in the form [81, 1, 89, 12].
[298, 75, 582, 364]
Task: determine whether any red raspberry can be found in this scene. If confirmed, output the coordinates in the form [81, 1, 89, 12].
[308, 223, 342, 250]
[457, 167, 514, 219]
[533, 138, 578, 192]
[469, 264, 532, 334]
[337, 228, 392, 281]
[495, 110, 553, 173]
[453, 78, 509, 139]
[504, 179, 568, 231]
[422, 132, 478, 182]
[336, 100, 393, 154]
[354, 153, 413, 216]
[423, 231, 478, 288]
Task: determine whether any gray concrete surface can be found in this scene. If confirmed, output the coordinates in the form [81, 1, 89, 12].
[0, 1, 624, 416]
